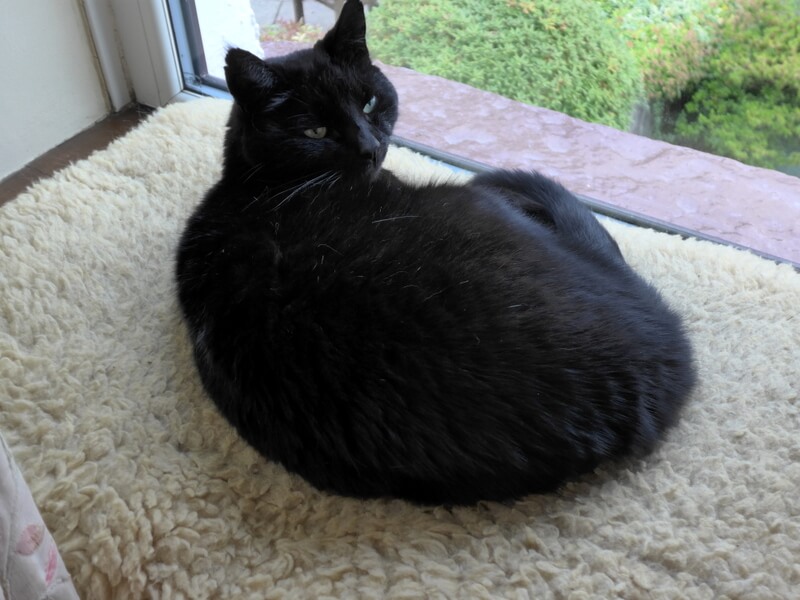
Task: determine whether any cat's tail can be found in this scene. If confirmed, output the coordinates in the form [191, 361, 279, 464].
[471, 170, 624, 266]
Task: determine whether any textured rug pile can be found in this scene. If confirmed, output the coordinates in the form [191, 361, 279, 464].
[1, 99, 799, 599]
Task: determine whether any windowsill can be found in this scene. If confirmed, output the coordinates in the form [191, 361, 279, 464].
[261, 41, 800, 267]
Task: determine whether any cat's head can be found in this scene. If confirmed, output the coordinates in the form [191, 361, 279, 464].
[223, 0, 398, 183]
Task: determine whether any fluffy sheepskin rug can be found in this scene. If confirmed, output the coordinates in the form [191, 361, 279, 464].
[1, 98, 799, 599]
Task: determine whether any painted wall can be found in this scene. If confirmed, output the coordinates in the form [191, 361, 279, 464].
[0, 0, 109, 179]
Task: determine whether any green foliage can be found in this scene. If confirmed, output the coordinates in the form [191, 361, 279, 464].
[366, 0, 643, 130]
[598, 0, 733, 101]
[672, 0, 800, 170]
[365, 0, 799, 171]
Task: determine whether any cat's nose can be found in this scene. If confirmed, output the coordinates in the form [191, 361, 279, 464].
[357, 131, 380, 161]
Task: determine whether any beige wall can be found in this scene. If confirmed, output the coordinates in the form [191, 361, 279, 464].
[0, 0, 110, 179]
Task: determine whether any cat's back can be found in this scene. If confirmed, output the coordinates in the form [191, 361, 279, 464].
[178, 170, 675, 375]
[176, 168, 694, 503]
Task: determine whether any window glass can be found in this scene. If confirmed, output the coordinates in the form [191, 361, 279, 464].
[174, 0, 799, 177]
[366, 0, 800, 177]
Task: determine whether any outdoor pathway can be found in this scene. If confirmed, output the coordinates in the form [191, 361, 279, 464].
[251, 0, 336, 27]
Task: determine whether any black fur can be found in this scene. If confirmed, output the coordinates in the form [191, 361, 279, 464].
[176, 0, 696, 505]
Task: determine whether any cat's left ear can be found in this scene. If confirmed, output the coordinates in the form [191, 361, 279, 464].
[225, 48, 279, 109]
[318, 0, 370, 65]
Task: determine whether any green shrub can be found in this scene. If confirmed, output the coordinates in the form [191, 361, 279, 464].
[367, 0, 643, 130]
[673, 0, 800, 170]
[598, 0, 732, 101]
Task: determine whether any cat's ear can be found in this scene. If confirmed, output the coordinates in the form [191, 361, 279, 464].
[225, 48, 278, 108]
[318, 0, 370, 65]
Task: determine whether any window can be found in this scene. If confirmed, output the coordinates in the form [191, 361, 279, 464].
[108, 0, 800, 266]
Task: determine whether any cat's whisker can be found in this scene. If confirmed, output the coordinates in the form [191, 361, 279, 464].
[371, 215, 420, 224]
[321, 172, 342, 192]
[241, 170, 339, 213]
[241, 194, 262, 213]
[310, 172, 342, 207]
[242, 163, 265, 183]
[270, 170, 338, 211]
[310, 172, 343, 208]
[274, 170, 323, 190]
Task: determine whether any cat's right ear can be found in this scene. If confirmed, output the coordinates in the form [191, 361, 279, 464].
[319, 0, 369, 65]
[224, 48, 277, 109]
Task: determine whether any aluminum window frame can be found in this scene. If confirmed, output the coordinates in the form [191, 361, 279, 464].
[165, 0, 230, 99]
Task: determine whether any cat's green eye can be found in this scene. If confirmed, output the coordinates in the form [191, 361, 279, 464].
[304, 127, 327, 139]
[363, 96, 377, 114]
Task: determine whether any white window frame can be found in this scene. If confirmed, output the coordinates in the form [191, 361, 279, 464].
[85, 0, 187, 109]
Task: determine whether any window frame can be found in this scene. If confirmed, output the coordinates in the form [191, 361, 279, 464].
[164, 0, 230, 99]
[104, 0, 186, 107]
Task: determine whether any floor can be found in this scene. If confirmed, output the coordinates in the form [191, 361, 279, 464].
[0, 106, 152, 208]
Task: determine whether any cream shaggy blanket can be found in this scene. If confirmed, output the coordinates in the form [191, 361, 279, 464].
[1, 98, 799, 599]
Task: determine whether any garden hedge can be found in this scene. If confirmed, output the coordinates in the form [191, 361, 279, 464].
[367, 0, 643, 130]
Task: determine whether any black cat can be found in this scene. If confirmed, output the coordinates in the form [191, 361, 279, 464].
[175, 0, 696, 505]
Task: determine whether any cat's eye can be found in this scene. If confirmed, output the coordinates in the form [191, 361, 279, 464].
[363, 96, 377, 114]
[304, 127, 327, 139]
